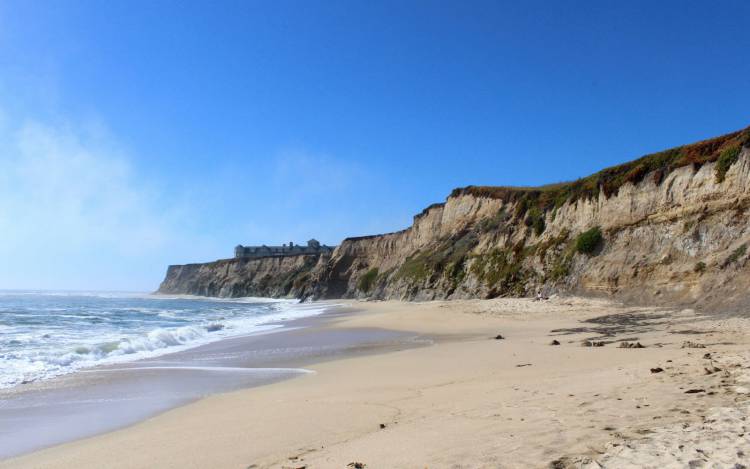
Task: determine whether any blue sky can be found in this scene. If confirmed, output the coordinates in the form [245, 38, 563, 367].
[0, 0, 748, 291]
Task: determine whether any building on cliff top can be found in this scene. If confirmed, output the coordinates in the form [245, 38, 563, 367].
[234, 239, 334, 259]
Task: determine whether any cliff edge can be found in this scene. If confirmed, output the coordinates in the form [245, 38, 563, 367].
[159, 125, 750, 310]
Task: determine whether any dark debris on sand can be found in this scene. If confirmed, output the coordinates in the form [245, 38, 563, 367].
[582, 340, 605, 347]
[550, 311, 672, 338]
[682, 341, 706, 349]
[619, 341, 645, 349]
[549, 457, 569, 469]
[704, 366, 723, 375]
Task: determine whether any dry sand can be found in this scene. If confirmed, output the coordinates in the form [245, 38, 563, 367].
[3, 297, 750, 468]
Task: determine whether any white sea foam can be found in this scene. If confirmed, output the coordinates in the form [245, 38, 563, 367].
[85, 366, 315, 373]
[0, 292, 330, 389]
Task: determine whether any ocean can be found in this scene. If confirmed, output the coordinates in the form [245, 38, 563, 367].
[0, 291, 326, 389]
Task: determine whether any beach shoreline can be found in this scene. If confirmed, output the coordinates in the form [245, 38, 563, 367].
[0, 301, 424, 460]
[3, 297, 750, 468]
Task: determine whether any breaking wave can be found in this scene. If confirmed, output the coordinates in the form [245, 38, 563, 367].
[0, 292, 329, 388]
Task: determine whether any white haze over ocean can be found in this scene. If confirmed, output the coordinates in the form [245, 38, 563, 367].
[0, 113, 207, 291]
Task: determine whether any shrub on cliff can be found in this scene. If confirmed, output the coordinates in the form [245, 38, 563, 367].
[357, 268, 379, 293]
[532, 215, 545, 236]
[575, 227, 602, 255]
[715, 145, 742, 183]
[524, 207, 546, 236]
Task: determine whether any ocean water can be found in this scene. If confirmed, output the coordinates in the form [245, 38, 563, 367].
[0, 291, 326, 389]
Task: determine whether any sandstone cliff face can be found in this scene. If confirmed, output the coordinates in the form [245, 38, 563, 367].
[160, 127, 750, 310]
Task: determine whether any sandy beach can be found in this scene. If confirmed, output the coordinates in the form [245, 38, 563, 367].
[3, 297, 750, 468]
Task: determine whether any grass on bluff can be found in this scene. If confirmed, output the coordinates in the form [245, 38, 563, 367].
[396, 232, 478, 283]
[477, 208, 510, 233]
[469, 247, 528, 295]
[722, 244, 747, 269]
[357, 268, 379, 293]
[716, 146, 742, 182]
[535, 228, 570, 260]
[451, 126, 750, 216]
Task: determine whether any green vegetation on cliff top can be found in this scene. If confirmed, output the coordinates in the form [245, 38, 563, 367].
[451, 126, 750, 213]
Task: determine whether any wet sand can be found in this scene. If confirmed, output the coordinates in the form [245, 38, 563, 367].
[3, 297, 750, 468]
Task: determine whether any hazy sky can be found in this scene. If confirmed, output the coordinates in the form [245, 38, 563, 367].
[0, 0, 748, 291]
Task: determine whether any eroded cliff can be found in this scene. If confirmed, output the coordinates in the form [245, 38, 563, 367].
[160, 126, 750, 309]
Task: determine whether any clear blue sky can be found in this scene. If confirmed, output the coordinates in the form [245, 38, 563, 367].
[0, 0, 748, 291]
